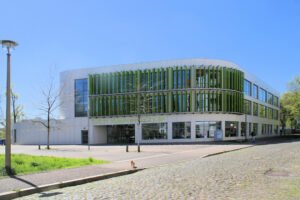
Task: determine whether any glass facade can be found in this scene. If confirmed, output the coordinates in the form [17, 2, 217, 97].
[172, 122, 191, 139]
[274, 125, 279, 134]
[274, 96, 279, 107]
[195, 121, 221, 138]
[241, 122, 246, 136]
[267, 124, 272, 135]
[225, 121, 238, 137]
[75, 79, 88, 117]
[259, 88, 266, 102]
[273, 110, 278, 120]
[268, 107, 273, 119]
[244, 80, 251, 96]
[252, 84, 258, 99]
[107, 125, 135, 144]
[267, 92, 273, 105]
[142, 123, 168, 140]
[253, 102, 258, 116]
[261, 124, 266, 135]
[259, 104, 266, 118]
[253, 123, 258, 135]
[244, 100, 251, 115]
[88, 66, 245, 117]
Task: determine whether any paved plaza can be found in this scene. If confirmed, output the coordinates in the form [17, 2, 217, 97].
[16, 139, 300, 200]
[0, 142, 250, 194]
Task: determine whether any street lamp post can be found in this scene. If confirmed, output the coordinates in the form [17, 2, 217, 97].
[0, 40, 18, 173]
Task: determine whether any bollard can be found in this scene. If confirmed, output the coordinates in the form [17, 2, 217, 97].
[126, 145, 129, 152]
[137, 143, 140, 152]
[38, 145, 41, 150]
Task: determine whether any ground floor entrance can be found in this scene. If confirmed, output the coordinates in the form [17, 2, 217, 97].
[107, 125, 135, 144]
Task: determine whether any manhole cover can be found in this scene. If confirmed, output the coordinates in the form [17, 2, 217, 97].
[264, 169, 289, 177]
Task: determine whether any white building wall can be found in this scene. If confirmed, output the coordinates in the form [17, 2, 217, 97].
[15, 118, 88, 145]
[16, 58, 280, 144]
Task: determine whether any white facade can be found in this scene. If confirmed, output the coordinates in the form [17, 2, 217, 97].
[15, 58, 280, 145]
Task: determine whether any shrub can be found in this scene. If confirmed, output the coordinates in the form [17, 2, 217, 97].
[31, 162, 39, 167]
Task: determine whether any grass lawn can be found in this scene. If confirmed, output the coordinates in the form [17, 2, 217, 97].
[0, 154, 110, 177]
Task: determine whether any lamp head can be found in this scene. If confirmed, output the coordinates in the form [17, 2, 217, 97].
[0, 40, 18, 50]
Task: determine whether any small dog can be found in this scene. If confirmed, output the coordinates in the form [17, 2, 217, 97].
[131, 160, 137, 169]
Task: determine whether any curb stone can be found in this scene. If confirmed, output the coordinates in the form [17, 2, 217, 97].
[0, 169, 144, 200]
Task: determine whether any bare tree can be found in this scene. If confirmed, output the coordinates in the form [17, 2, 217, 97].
[35, 77, 64, 149]
[128, 82, 161, 152]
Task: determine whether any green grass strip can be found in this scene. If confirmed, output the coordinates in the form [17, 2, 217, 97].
[0, 154, 110, 177]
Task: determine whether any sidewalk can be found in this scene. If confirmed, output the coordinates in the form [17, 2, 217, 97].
[0, 144, 251, 195]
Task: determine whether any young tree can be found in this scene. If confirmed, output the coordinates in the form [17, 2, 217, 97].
[11, 89, 25, 124]
[280, 76, 300, 132]
[35, 77, 64, 149]
[0, 89, 24, 138]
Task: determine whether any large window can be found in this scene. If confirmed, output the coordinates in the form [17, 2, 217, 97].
[75, 79, 88, 117]
[253, 84, 258, 99]
[244, 100, 251, 115]
[142, 123, 168, 140]
[253, 102, 258, 116]
[195, 121, 221, 138]
[241, 122, 246, 137]
[259, 88, 266, 102]
[244, 80, 251, 96]
[172, 122, 191, 139]
[253, 123, 258, 135]
[259, 104, 266, 118]
[261, 124, 266, 135]
[274, 125, 279, 134]
[274, 96, 279, 107]
[273, 109, 278, 120]
[267, 124, 272, 135]
[267, 93, 273, 105]
[225, 121, 238, 137]
[268, 107, 273, 119]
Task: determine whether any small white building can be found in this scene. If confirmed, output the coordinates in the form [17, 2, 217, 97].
[15, 58, 280, 144]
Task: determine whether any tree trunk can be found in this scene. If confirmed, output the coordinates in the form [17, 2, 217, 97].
[47, 111, 50, 149]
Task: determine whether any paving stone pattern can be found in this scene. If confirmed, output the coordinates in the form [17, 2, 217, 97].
[18, 140, 300, 200]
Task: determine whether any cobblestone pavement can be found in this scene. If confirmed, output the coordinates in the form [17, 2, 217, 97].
[18, 140, 300, 200]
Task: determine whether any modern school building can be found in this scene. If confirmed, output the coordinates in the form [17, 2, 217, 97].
[15, 58, 280, 144]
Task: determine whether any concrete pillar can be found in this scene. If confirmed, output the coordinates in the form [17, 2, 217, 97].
[191, 121, 196, 140]
[168, 122, 172, 140]
[258, 123, 261, 136]
[238, 121, 241, 137]
[222, 120, 226, 140]
[135, 122, 141, 143]
[245, 121, 249, 138]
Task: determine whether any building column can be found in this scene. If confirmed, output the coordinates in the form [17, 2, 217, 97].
[191, 121, 196, 140]
[238, 121, 241, 137]
[135, 122, 141, 143]
[222, 120, 226, 140]
[245, 121, 249, 138]
[168, 122, 172, 141]
[258, 123, 261, 137]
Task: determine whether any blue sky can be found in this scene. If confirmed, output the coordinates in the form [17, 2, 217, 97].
[0, 0, 299, 119]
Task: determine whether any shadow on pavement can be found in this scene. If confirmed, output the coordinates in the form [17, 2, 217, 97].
[39, 192, 63, 198]
[9, 175, 38, 188]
